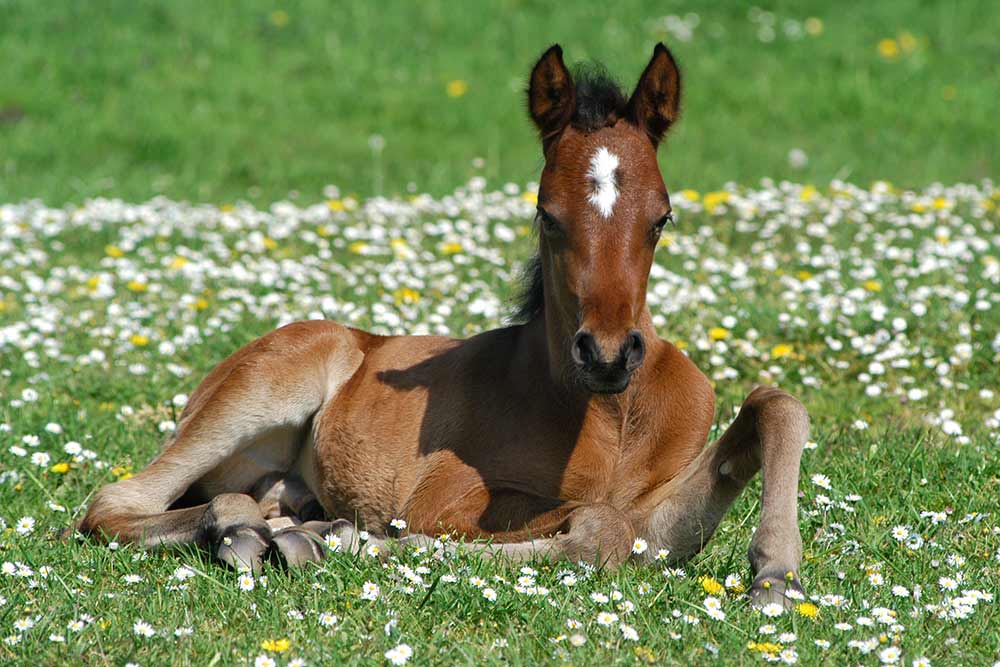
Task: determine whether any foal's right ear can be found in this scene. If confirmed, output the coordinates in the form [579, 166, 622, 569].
[527, 44, 576, 148]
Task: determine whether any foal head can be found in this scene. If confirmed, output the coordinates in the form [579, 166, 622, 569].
[523, 44, 682, 394]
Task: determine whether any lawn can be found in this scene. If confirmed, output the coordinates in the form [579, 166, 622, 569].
[1, 182, 998, 665]
[1, 2, 999, 666]
[0, 0, 997, 204]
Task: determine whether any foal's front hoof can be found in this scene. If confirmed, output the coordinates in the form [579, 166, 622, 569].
[749, 572, 805, 611]
[216, 525, 271, 574]
[271, 526, 328, 567]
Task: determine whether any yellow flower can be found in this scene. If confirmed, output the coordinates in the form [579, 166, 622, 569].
[348, 241, 369, 255]
[192, 298, 209, 311]
[327, 199, 345, 212]
[130, 334, 149, 347]
[804, 17, 823, 36]
[393, 287, 420, 305]
[796, 602, 819, 618]
[910, 202, 928, 213]
[878, 38, 900, 59]
[898, 31, 918, 54]
[263, 237, 277, 250]
[126, 280, 147, 292]
[703, 191, 730, 213]
[50, 462, 70, 474]
[799, 184, 818, 202]
[699, 576, 725, 596]
[863, 280, 882, 292]
[932, 197, 951, 210]
[269, 10, 289, 28]
[261, 638, 291, 652]
[674, 340, 688, 350]
[679, 189, 700, 202]
[658, 234, 673, 248]
[521, 191, 538, 204]
[105, 245, 124, 258]
[317, 225, 332, 237]
[169, 256, 188, 270]
[708, 327, 729, 341]
[446, 80, 468, 98]
[219, 204, 236, 213]
[747, 641, 781, 656]
[771, 343, 794, 359]
[440, 242, 464, 255]
[111, 466, 133, 480]
[796, 270, 813, 280]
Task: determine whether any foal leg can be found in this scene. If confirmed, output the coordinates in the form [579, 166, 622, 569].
[634, 386, 809, 608]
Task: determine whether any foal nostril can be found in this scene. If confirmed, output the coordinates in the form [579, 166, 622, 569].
[572, 331, 600, 369]
[623, 330, 645, 371]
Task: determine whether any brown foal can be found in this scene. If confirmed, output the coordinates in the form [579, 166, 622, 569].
[79, 44, 809, 608]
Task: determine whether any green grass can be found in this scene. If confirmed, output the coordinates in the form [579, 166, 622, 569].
[0, 0, 997, 205]
[0, 182, 998, 665]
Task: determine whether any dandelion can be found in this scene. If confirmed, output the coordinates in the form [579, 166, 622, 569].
[795, 602, 818, 618]
[878, 39, 900, 59]
[445, 80, 468, 98]
[699, 576, 725, 596]
[260, 638, 291, 652]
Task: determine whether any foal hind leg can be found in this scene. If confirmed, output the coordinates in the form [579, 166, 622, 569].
[635, 386, 809, 608]
[78, 321, 364, 569]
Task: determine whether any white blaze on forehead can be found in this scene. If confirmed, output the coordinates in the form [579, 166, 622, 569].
[586, 146, 620, 218]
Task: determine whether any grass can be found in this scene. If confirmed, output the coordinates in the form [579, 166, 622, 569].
[0, 181, 998, 665]
[1, 2, 998, 665]
[0, 0, 998, 205]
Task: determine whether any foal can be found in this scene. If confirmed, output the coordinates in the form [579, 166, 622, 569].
[80, 44, 809, 608]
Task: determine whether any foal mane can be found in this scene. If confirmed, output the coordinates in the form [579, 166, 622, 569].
[512, 63, 627, 323]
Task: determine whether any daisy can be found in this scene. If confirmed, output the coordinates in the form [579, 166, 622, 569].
[318, 612, 338, 627]
[133, 620, 155, 637]
[482, 588, 497, 601]
[384, 643, 413, 665]
[631, 537, 648, 554]
[595, 611, 618, 626]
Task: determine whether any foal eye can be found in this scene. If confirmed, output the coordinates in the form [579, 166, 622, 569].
[537, 207, 562, 237]
[652, 213, 674, 234]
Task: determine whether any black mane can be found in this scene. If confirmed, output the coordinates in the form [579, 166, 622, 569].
[512, 64, 627, 323]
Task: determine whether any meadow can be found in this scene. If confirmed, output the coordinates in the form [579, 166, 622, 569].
[1, 1, 999, 666]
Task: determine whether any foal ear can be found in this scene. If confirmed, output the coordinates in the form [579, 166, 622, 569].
[527, 44, 576, 147]
[627, 43, 682, 148]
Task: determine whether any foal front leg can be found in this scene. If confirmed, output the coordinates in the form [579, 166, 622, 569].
[636, 386, 809, 608]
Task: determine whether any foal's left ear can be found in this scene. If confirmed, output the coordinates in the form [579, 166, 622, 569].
[627, 43, 682, 148]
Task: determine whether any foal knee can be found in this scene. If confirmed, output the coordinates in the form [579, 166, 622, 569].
[746, 386, 810, 447]
[560, 504, 635, 567]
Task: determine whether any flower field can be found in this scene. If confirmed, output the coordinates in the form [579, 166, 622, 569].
[0, 179, 998, 665]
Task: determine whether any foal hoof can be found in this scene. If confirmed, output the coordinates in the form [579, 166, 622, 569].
[749, 572, 805, 611]
[271, 527, 327, 567]
[216, 526, 271, 574]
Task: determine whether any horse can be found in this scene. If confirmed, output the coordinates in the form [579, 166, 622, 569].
[79, 43, 809, 608]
